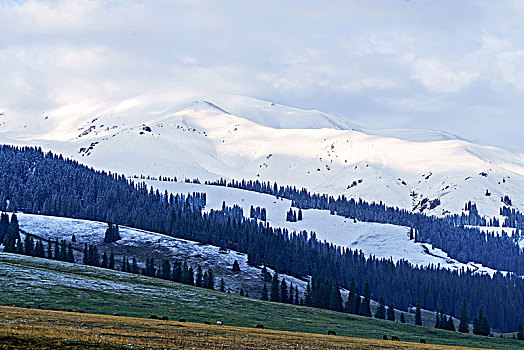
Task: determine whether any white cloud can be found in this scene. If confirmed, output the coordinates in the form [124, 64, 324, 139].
[495, 50, 524, 90]
[411, 58, 480, 93]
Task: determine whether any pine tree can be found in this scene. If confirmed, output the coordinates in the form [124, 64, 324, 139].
[458, 298, 469, 333]
[387, 302, 395, 321]
[415, 298, 422, 326]
[400, 313, 406, 323]
[435, 308, 440, 329]
[374, 297, 386, 319]
[270, 272, 280, 302]
[261, 283, 269, 301]
[219, 278, 226, 292]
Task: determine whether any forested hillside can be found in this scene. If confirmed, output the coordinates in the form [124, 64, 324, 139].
[206, 179, 524, 274]
[1, 145, 523, 332]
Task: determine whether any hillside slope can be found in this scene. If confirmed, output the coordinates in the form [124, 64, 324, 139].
[0, 254, 521, 349]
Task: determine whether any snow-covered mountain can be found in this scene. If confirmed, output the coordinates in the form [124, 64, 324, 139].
[1, 95, 524, 218]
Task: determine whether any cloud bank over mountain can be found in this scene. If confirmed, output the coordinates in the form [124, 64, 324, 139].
[1, 0, 524, 149]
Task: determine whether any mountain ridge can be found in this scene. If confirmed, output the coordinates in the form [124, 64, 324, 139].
[1, 95, 523, 218]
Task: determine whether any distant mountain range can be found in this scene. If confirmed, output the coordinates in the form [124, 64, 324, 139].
[1, 95, 523, 219]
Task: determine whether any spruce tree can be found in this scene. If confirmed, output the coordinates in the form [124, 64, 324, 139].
[473, 309, 490, 336]
[458, 298, 469, 333]
[280, 278, 288, 304]
[346, 278, 359, 314]
[219, 278, 226, 292]
[447, 316, 455, 331]
[329, 281, 343, 312]
[24, 234, 33, 256]
[232, 260, 240, 272]
[305, 281, 311, 306]
[67, 243, 74, 263]
[480, 311, 490, 336]
[270, 272, 280, 302]
[16, 239, 23, 254]
[375, 297, 386, 319]
[187, 266, 194, 286]
[103, 223, 121, 243]
[400, 312, 406, 323]
[205, 269, 214, 290]
[60, 240, 67, 261]
[54, 240, 59, 260]
[354, 293, 361, 316]
[195, 266, 203, 287]
[47, 240, 53, 259]
[359, 280, 372, 317]
[261, 283, 269, 301]
[109, 252, 115, 269]
[101, 252, 108, 268]
[387, 302, 395, 321]
[161, 259, 171, 280]
[517, 323, 524, 340]
[83, 243, 88, 264]
[415, 298, 422, 326]
[131, 257, 139, 274]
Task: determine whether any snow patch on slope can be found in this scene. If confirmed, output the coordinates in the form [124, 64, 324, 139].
[145, 181, 505, 275]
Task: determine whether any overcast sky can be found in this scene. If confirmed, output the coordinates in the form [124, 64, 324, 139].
[1, 0, 524, 149]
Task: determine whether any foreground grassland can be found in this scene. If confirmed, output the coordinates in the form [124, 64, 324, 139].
[0, 307, 493, 350]
[0, 253, 521, 349]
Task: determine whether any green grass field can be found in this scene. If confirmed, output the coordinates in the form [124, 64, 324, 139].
[0, 253, 521, 349]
